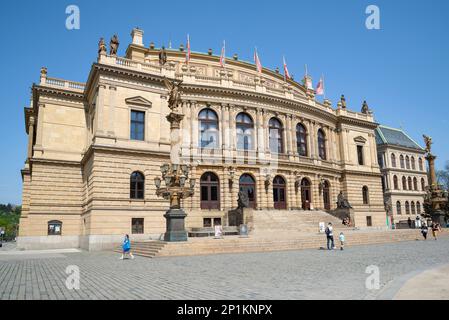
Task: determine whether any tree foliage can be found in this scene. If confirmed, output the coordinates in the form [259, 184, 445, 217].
[0, 204, 21, 240]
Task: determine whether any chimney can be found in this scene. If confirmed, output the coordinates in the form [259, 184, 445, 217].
[131, 28, 144, 46]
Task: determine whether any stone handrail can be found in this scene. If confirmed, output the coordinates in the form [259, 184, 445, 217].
[44, 77, 85, 91]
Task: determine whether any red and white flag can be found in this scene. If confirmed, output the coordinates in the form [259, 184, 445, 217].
[283, 56, 290, 80]
[254, 48, 262, 74]
[186, 34, 191, 65]
[219, 40, 226, 68]
[316, 77, 324, 95]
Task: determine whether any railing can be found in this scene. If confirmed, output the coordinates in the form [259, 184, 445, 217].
[45, 77, 85, 91]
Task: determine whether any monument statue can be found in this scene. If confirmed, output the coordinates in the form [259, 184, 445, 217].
[159, 46, 167, 65]
[337, 191, 352, 209]
[237, 191, 250, 209]
[110, 35, 120, 56]
[163, 77, 183, 111]
[98, 38, 107, 55]
[423, 134, 432, 153]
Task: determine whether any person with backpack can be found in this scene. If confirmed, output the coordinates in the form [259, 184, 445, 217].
[431, 223, 441, 240]
[120, 234, 135, 260]
[421, 223, 428, 240]
[325, 223, 335, 250]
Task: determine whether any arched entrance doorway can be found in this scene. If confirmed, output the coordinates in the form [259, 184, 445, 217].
[273, 175, 287, 210]
[301, 178, 312, 210]
[239, 174, 256, 209]
[200, 172, 220, 210]
[323, 181, 331, 210]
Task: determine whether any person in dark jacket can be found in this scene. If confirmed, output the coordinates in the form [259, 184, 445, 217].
[325, 223, 335, 250]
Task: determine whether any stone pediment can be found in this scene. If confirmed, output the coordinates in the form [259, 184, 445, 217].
[125, 96, 152, 108]
[354, 136, 367, 144]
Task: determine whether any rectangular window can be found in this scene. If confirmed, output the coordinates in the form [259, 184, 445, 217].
[48, 222, 62, 236]
[366, 216, 372, 227]
[357, 145, 364, 165]
[132, 218, 144, 234]
[130, 110, 145, 141]
[203, 218, 212, 228]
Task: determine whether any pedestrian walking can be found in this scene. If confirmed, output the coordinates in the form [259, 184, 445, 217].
[431, 223, 441, 240]
[339, 232, 345, 250]
[120, 234, 135, 260]
[421, 223, 428, 240]
[325, 223, 335, 250]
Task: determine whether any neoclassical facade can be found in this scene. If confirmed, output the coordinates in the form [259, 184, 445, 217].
[19, 28, 386, 250]
[375, 125, 428, 226]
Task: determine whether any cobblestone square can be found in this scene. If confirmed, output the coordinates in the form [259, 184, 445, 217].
[1, 238, 449, 300]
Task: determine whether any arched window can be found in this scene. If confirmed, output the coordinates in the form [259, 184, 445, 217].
[296, 123, 308, 157]
[417, 202, 421, 215]
[301, 178, 312, 210]
[362, 186, 369, 205]
[48, 220, 62, 236]
[393, 175, 399, 190]
[130, 171, 145, 199]
[199, 108, 219, 149]
[200, 172, 220, 210]
[236, 113, 254, 151]
[406, 156, 410, 169]
[273, 176, 287, 210]
[411, 157, 416, 170]
[318, 129, 327, 160]
[400, 155, 405, 169]
[391, 154, 397, 167]
[396, 201, 402, 215]
[402, 176, 407, 190]
[411, 201, 416, 215]
[323, 181, 331, 210]
[239, 174, 256, 209]
[408, 177, 413, 191]
[421, 178, 426, 191]
[419, 158, 423, 171]
[413, 177, 418, 191]
[405, 201, 410, 215]
[269, 118, 284, 154]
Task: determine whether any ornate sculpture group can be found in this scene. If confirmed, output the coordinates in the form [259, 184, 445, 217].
[98, 35, 120, 56]
[423, 134, 432, 154]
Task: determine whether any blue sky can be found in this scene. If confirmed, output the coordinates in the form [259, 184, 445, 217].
[0, 0, 448, 204]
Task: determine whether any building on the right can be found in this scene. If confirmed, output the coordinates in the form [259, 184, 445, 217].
[375, 125, 428, 227]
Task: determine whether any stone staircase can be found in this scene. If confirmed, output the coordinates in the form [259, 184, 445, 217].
[120, 229, 447, 258]
[112, 209, 447, 258]
[250, 209, 348, 235]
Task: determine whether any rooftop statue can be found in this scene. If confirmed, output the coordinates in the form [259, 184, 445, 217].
[361, 100, 370, 114]
[163, 77, 183, 111]
[340, 95, 347, 109]
[98, 38, 107, 55]
[110, 35, 120, 56]
[423, 134, 432, 154]
[159, 46, 167, 65]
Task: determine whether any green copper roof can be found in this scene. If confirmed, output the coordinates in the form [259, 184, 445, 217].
[375, 125, 423, 150]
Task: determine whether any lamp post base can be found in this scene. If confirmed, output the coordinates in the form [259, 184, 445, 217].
[164, 209, 188, 242]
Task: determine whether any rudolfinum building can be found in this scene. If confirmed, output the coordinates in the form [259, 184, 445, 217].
[18, 28, 386, 250]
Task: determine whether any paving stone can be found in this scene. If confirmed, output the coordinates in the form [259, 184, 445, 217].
[1, 238, 449, 299]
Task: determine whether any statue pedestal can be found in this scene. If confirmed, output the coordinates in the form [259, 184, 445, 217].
[164, 209, 188, 242]
[431, 210, 447, 227]
[330, 208, 355, 227]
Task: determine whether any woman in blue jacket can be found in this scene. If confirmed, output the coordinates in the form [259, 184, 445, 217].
[120, 234, 134, 260]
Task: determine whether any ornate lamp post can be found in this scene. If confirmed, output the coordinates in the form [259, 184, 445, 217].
[423, 135, 448, 226]
[153, 78, 196, 241]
